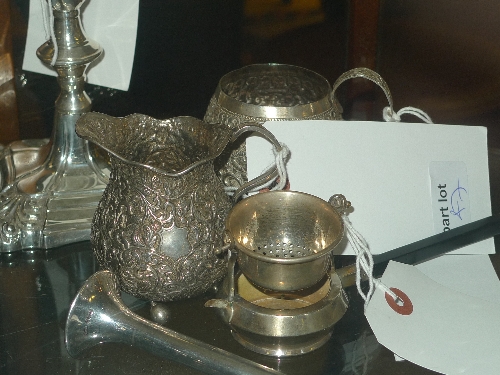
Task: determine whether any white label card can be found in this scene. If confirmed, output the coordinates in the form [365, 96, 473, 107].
[365, 261, 500, 374]
[246, 120, 493, 256]
[429, 161, 471, 233]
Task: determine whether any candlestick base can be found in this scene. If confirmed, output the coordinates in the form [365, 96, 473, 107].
[0, 114, 109, 252]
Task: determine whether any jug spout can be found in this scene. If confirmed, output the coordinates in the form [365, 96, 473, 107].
[76, 112, 233, 175]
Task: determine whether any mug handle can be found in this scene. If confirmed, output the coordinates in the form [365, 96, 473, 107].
[229, 124, 284, 202]
[330, 67, 395, 118]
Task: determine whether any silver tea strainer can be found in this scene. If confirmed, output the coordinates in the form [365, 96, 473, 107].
[208, 190, 350, 356]
[224, 191, 349, 292]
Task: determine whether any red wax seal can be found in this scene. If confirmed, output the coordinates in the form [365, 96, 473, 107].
[385, 287, 413, 315]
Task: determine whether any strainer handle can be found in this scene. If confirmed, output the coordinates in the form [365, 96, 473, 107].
[330, 67, 395, 119]
[231, 124, 283, 202]
[328, 194, 352, 215]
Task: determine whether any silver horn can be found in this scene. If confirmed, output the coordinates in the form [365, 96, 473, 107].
[65, 270, 282, 375]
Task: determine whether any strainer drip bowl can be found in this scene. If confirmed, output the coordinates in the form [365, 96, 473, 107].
[226, 191, 345, 292]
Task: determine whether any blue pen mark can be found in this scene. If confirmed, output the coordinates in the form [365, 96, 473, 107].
[450, 179, 468, 220]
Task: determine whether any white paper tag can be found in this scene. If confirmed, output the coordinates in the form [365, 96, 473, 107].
[429, 161, 471, 233]
[416, 254, 500, 304]
[23, 0, 139, 91]
[365, 261, 500, 374]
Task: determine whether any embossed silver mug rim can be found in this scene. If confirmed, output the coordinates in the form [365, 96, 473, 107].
[214, 63, 333, 119]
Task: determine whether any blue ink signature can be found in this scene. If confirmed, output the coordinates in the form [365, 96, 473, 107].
[450, 179, 468, 220]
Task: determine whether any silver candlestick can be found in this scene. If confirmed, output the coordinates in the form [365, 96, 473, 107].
[0, 0, 109, 252]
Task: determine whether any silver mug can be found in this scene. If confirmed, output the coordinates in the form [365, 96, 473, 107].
[204, 64, 393, 188]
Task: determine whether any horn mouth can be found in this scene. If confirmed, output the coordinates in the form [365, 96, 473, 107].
[65, 270, 119, 358]
[64, 270, 282, 375]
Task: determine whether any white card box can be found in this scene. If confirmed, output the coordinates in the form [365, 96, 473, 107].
[246, 120, 494, 256]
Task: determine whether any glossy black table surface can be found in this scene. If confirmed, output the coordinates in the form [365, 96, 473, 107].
[2, 239, 499, 375]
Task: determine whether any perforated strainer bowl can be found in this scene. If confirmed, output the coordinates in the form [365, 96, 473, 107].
[226, 191, 345, 292]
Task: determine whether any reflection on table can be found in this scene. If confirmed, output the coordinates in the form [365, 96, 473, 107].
[4, 239, 475, 375]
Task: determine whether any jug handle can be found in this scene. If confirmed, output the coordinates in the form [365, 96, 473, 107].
[330, 67, 395, 118]
[230, 124, 283, 203]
